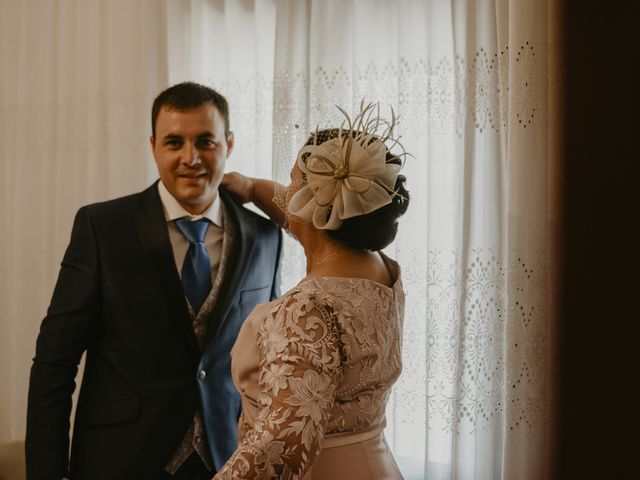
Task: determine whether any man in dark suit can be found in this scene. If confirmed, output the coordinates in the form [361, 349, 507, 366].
[25, 82, 282, 480]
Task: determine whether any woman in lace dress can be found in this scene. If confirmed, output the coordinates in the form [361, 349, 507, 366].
[216, 103, 410, 480]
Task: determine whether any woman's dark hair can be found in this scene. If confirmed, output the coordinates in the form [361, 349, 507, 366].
[303, 129, 410, 251]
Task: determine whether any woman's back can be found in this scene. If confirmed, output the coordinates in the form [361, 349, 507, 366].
[220, 254, 405, 479]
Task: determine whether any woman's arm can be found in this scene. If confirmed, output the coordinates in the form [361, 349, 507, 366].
[221, 172, 288, 228]
[213, 292, 342, 480]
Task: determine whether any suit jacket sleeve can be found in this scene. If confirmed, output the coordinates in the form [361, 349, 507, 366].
[270, 228, 283, 301]
[26, 206, 101, 479]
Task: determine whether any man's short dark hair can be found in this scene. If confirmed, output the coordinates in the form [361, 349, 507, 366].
[151, 81, 230, 140]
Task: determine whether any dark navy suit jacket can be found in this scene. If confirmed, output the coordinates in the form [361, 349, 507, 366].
[25, 183, 282, 480]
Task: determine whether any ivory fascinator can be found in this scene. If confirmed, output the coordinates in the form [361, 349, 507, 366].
[284, 101, 407, 231]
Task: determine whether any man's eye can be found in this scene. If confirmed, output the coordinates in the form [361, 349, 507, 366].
[165, 140, 182, 148]
[197, 139, 216, 148]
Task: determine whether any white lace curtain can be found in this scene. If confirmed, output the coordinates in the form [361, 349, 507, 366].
[0, 1, 559, 478]
[170, 1, 560, 479]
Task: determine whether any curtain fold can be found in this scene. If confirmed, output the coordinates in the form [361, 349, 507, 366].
[166, 0, 278, 181]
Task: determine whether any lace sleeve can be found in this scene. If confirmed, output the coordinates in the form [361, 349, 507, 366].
[214, 290, 342, 480]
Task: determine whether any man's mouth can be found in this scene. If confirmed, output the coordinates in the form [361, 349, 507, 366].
[178, 172, 208, 179]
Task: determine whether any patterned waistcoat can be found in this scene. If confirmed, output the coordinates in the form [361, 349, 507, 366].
[165, 204, 238, 474]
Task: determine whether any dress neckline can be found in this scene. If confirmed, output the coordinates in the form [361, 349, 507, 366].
[301, 275, 400, 292]
[299, 252, 401, 292]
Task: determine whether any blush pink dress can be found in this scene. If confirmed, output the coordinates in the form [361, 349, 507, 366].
[214, 255, 405, 480]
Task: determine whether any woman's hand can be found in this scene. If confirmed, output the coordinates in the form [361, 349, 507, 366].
[222, 174, 288, 229]
[221, 171, 255, 204]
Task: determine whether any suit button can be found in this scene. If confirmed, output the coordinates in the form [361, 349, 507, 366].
[198, 370, 207, 380]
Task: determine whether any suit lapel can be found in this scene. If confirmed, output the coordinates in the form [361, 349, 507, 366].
[131, 183, 199, 354]
[205, 188, 257, 345]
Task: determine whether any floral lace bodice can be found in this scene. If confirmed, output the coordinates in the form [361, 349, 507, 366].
[215, 262, 404, 480]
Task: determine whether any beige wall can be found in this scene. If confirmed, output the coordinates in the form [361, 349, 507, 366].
[0, 442, 25, 480]
[0, 1, 168, 477]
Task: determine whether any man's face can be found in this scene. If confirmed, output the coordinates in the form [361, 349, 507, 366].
[151, 104, 233, 214]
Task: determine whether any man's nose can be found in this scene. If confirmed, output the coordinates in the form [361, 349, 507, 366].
[181, 143, 202, 166]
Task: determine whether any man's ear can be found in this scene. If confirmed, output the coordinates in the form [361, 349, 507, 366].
[149, 135, 155, 150]
[226, 131, 235, 157]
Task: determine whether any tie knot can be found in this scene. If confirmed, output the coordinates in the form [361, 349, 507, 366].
[175, 218, 210, 244]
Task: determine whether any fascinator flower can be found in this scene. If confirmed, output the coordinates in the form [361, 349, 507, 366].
[287, 102, 404, 230]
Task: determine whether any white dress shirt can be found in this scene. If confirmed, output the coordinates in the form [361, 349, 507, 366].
[157, 181, 224, 280]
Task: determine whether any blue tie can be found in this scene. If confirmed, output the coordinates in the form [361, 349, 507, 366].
[175, 218, 212, 313]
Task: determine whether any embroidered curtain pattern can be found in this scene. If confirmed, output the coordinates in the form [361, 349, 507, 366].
[152, 0, 559, 478]
[267, 2, 557, 479]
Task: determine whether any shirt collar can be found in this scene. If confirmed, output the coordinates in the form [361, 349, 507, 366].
[157, 180, 222, 227]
